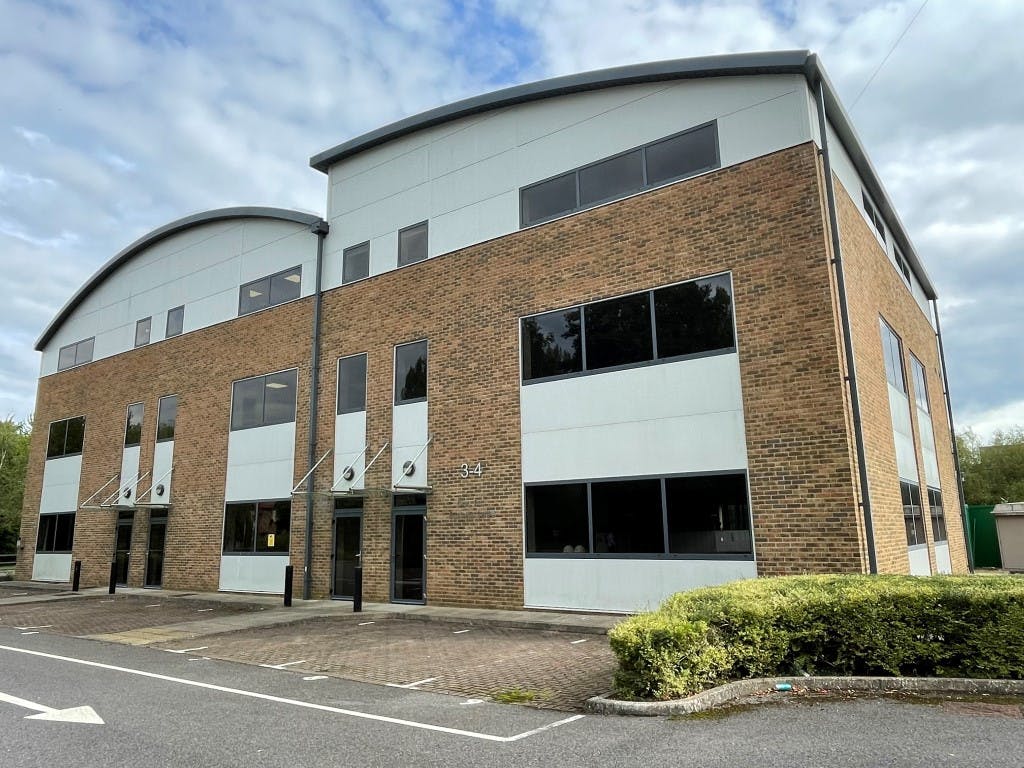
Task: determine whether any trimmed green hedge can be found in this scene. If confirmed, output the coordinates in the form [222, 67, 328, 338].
[609, 575, 1024, 700]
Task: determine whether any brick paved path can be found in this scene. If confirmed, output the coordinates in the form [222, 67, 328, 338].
[0, 594, 262, 636]
[154, 614, 617, 711]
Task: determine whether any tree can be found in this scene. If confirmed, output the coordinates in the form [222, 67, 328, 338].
[956, 426, 1024, 505]
[0, 418, 31, 553]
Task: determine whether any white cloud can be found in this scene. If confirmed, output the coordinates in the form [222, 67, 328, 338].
[0, 0, 1020, 437]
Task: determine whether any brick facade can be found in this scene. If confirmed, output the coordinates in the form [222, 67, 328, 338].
[17, 140, 967, 605]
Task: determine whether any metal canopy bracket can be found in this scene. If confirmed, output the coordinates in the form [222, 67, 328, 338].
[79, 472, 120, 511]
[291, 448, 333, 495]
[393, 435, 433, 493]
[99, 470, 151, 510]
[135, 466, 174, 507]
[331, 441, 389, 495]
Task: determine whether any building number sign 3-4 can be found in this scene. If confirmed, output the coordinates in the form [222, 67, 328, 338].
[459, 462, 484, 478]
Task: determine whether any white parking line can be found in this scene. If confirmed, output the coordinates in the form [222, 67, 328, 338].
[357, 621, 375, 626]
[303, 676, 328, 681]
[386, 677, 437, 690]
[196, 609, 213, 612]
[163, 646, 209, 654]
[453, 629, 471, 634]
[570, 639, 588, 645]
[20, 632, 38, 636]
[259, 660, 308, 670]
[14, 625, 53, 630]
[0, 644, 584, 742]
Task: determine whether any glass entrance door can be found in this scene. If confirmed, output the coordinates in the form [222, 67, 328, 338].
[145, 514, 167, 588]
[332, 515, 362, 599]
[114, 512, 133, 585]
[392, 511, 425, 603]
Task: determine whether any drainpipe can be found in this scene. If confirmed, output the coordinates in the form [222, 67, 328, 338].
[304, 218, 330, 600]
[932, 300, 974, 572]
[813, 78, 878, 574]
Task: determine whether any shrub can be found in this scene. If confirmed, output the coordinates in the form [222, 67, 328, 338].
[608, 575, 1024, 700]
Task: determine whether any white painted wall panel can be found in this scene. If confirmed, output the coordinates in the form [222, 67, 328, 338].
[41, 219, 316, 375]
[32, 553, 73, 582]
[321, 75, 812, 293]
[392, 401, 429, 488]
[219, 555, 289, 593]
[334, 411, 368, 491]
[225, 422, 296, 501]
[39, 455, 82, 513]
[889, 384, 919, 482]
[918, 408, 941, 489]
[524, 557, 757, 612]
[934, 542, 952, 574]
[118, 445, 142, 507]
[152, 440, 174, 503]
[521, 355, 747, 483]
[908, 544, 931, 576]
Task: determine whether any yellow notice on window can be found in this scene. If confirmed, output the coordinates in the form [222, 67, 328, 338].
[267, 534, 275, 548]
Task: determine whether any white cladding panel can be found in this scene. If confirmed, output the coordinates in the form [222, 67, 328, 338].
[322, 75, 812, 291]
[118, 445, 142, 507]
[392, 401, 429, 488]
[152, 440, 174, 502]
[225, 422, 297, 501]
[334, 410, 368, 491]
[889, 384, 919, 482]
[521, 354, 746, 483]
[908, 544, 932, 576]
[39, 455, 82, 513]
[524, 558, 757, 613]
[31, 553, 73, 582]
[935, 542, 952, 574]
[41, 219, 315, 375]
[918, 407, 942, 489]
[219, 554, 289, 593]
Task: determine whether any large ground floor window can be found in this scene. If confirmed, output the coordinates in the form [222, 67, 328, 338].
[223, 500, 290, 553]
[36, 512, 75, 553]
[525, 473, 751, 557]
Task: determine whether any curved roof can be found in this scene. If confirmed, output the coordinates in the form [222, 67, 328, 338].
[310, 50, 936, 300]
[36, 207, 322, 350]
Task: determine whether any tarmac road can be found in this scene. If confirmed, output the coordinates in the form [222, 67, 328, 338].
[1, 628, 1021, 768]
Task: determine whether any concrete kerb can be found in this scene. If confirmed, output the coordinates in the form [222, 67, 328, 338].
[586, 676, 1024, 716]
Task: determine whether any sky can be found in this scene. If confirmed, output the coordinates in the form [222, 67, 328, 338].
[0, 0, 1020, 440]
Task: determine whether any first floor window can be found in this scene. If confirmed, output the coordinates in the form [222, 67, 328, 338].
[166, 305, 185, 338]
[230, 369, 298, 430]
[223, 500, 290, 553]
[394, 340, 427, 404]
[928, 487, 947, 543]
[901, 480, 925, 546]
[525, 473, 752, 557]
[157, 395, 178, 441]
[47, 415, 86, 459]
[36, 512, 75, 553]
[124, 402, 144, 446]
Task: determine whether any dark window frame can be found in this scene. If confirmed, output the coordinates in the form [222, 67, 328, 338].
[862, 189, 886, 243]
[124, 402, 144, 447]
[880, 318, 907, 394]
[520, 121, 720, 228]
[397, 222, 428, 268]
[521, 272, 736, 385]
[524, 471, 753, 560]
[928, 487, 947, 543]
[166, 305, 185, 338]
[901, 479, 926, 547]
[156, 394, 178, 442]
[337, 353, 368, 414]
[57, 337, 95, 371]
[229, 369, 299, 431]
[238, 265, 302, 317]
[222, 499, 291, 554]
[46, 415, 86, 460]
[394, 339, 428, 406]
[342, 241, 371, 284]
[910, 354, 930, 414]
[135, 317, 152, 348]
[36, 511, 76, 553]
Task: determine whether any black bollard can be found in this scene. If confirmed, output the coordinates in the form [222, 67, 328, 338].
[283, 565, 293, 607]
[72, 560, 81, 592]
[353, 565, 363, 613]
[108, 561, 117, 595]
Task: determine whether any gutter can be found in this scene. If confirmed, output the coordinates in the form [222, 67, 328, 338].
[304, 218, 330, 600]
[813, 76, 878, 574]
[932, 300, 974, 572]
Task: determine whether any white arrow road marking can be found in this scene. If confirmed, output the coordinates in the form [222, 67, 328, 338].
[0, 645, 584, 743]
[259, 660, 307, 670]
[0, 691, 104, 724]
[162, 646, 209, 654]
[386, 677, 437, 689]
